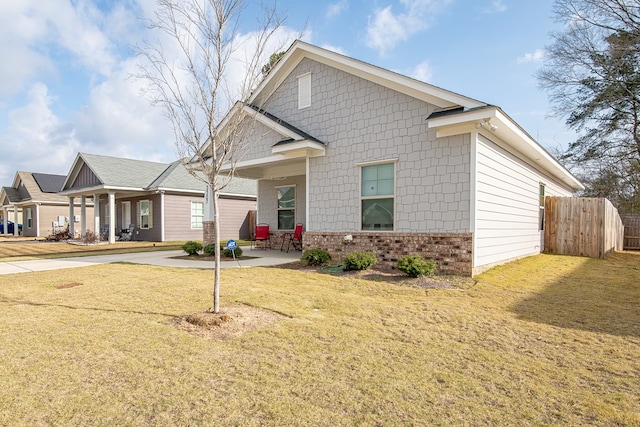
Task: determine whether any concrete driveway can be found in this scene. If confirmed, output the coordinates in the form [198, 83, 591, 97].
[0, 247, 300, 275]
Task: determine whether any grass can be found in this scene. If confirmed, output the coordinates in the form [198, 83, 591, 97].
[0, 240, 185, 262]
[0, 252, 638, 425]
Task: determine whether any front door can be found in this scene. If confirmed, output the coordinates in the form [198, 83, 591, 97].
[122, 201, 131, 228]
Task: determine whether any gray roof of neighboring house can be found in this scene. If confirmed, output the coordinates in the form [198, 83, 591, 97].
[71, 153, 255, 198]
[81, 153, 170, 188]
[149, 160, 206, 192]
[32, 173, 66, 193]
[1, 187, 21, 204]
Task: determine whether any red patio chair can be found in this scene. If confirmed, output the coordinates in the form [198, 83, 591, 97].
[252, 223, 271, 250]
[281, 223, 303, 252]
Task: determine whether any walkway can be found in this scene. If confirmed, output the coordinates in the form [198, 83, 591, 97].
[0, 247, 300, 275]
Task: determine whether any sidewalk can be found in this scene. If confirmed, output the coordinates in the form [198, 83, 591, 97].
[0, 247, 300, 275]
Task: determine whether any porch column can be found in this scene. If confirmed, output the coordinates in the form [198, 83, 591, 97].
[80, 196, 86, 238]
[80, 196, 87, 238]
[93, 194, 100, 239]
[68, 197, 75, 238]
[108, 191, 116, 243]
[12, 205, 19, 236]
[2, 207, 7, 236]
[36, 203, 41, 237]
[160, 191, 165, 242]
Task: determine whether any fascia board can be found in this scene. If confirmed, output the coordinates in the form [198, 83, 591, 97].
[250, 40, 485, 110]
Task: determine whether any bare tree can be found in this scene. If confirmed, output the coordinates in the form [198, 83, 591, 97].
[135, 0, 285, 313]
[538, 0, 640, 212]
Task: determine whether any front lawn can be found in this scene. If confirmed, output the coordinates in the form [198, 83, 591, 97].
[0, 252, 638, 425]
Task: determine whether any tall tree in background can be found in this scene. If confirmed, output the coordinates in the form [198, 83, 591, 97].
[538, 0, 640, 212]
[136, 0, 285, 313]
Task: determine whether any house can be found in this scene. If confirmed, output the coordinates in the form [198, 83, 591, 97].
[59, 153, 256, 243]
[0, 171, 94, 238]
[208, 40, 583, 275]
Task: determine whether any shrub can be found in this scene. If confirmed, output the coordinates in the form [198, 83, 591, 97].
[182, 241, 203, 256]
[301, 249, 332, 266]
[203, 243, 243, 257]
[222, 246, 243, 257]
[81, 230, 98, 244]
[343, 251, 377, 271]
[397, 254, 436, 278]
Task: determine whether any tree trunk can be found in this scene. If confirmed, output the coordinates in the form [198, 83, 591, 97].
[212, 189, 221, 313]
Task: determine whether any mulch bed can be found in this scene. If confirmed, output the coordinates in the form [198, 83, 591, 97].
[273, 261, 476, 290]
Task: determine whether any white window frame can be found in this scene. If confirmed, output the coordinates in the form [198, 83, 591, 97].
[138, 200, 153, 229]
[359, 160, 397, 232]
[276, 185, 296, 230]
[191, 201, 204, 229]
[297, 73, 311, 109]
[26, 208, 32, 228]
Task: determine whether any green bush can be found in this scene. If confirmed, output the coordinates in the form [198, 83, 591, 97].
[203, 244, 216, 256]
[397, 254, 436, 278]
[202, 243, 243, 257]
[222, 246, 243, 257]
[301, 249, 332, 266]
[182, 241, 202, 256]
[343, 251, 377, 271]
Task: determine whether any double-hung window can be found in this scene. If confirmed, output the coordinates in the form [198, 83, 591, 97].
[361, 162, 395, 230]
[26, 208, 32, 228]
[138, 200, 153, 229]
[191, 201, 204, 229]
[277, 186, 295, 230]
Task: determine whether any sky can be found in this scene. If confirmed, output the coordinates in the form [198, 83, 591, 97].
[0, 0, 578, 186]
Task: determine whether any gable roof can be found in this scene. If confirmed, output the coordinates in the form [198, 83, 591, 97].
[1, 171, 71, 206]
[252, 40, 487, 110]
[61, 153, 255, 198]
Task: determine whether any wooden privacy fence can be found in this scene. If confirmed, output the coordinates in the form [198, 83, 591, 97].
[544, 197, 624, 259]
[621, 214, 640, 250]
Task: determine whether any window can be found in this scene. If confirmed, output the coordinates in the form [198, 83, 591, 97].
[277, 186, 295, 230]
[361, 163, 395, 230]
[26, 208, 32, 228]
[191, 201, 204, 229]
[138, 200, 153, 229]
[539, 183, 546, 231]
[298, 73, 311, 109]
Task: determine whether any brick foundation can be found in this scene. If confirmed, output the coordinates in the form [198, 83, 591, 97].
[302, 232, 473, 276]
[203, 221, 215, 246]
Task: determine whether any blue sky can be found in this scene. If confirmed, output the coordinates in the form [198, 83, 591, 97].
[0, 0, 576, 186]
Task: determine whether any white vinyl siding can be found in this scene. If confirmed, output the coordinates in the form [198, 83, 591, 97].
[297, 73, 311, 109]
[474, 135, 573, 269]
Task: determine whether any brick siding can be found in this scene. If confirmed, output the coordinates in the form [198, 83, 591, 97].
[302, 232, 473, 276]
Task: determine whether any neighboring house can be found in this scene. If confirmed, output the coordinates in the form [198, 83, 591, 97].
[0, 171, 94, 238]
[209, 40, 583, 275]
[59, 153, 256, 243]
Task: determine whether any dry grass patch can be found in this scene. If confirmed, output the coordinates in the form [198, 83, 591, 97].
[0, 253, 638, 425]
[0, 240, 183, 261]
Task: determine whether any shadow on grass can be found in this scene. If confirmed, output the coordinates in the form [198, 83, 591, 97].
[510, 252, 640, 338]
[0, 296, 178, 319]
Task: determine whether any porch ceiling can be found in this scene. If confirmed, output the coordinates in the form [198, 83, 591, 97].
[231, 156, 306, 180]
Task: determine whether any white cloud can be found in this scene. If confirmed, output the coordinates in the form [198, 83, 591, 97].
[0, 83, 82, 180]
[326, 0, 348, 20]
[321, 44, 348, 56]
[517, 49, 544, 64]
[409, 60, 433, 82]
[485, 0, 507, 13]
[366, 0, 452, 55]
